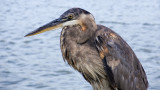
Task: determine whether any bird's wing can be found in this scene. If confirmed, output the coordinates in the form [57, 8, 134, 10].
[95, 27, 148, 90]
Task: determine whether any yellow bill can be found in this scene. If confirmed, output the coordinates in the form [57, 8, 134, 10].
[25, 18, 65, 37]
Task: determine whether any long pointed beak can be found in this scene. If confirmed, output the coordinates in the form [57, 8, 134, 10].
[25, 18, 64, 37]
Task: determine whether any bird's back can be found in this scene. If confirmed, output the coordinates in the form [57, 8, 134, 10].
[94, 25, 148, 90]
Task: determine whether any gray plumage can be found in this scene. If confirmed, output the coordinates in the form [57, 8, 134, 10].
[25, 8, 148, 90]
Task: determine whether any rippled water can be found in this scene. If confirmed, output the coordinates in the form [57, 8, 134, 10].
[0, 0, 160, 90]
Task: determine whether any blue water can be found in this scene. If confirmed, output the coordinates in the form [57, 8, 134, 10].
[0, 0, 160, 90]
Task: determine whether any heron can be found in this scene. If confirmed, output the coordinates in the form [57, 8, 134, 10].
[25, 8, 148, 90]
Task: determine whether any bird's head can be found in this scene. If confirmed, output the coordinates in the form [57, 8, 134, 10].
[25, 8, 97, 37]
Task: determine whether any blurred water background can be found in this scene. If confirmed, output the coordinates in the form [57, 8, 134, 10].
[0, 0, 160, 90]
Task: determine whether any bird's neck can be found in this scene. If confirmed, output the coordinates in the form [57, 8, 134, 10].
[80, 14, 97, 32]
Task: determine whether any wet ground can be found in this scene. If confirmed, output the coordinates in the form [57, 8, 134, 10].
[0, 0, 160, 90]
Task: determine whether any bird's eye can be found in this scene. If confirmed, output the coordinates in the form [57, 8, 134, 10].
[68, 14, 73, 19]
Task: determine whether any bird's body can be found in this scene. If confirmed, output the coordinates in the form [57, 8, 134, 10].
[60, 25, 109, 90]
[25, 8, 148, 90]
[60, 24, 148, 90]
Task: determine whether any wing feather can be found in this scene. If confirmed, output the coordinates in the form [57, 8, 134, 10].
[95, 25, 148, 90]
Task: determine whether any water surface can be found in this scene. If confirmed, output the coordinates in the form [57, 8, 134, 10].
[0, 0, 160, 90]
